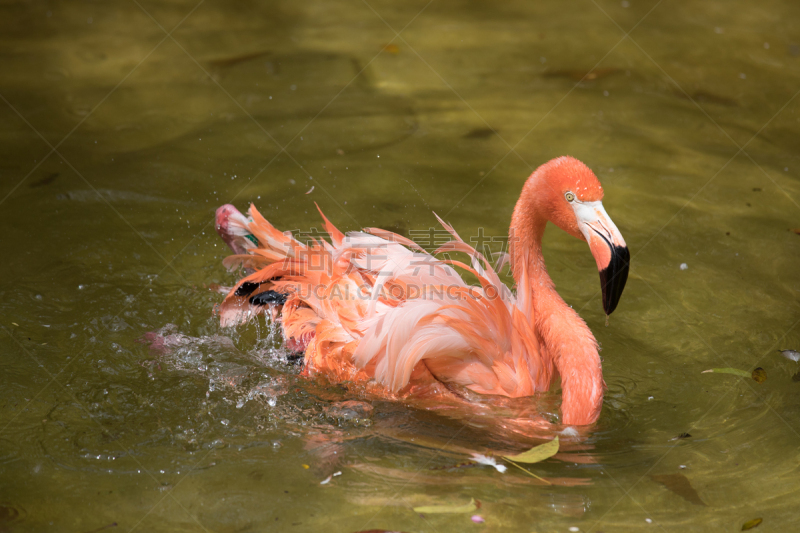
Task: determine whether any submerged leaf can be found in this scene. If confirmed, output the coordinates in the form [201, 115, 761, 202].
[413, 498, 477, 514]
[702, 368, 750, 378]
[702, 367, 767, 383]
[742, 518, 763, 530]
[503, 437, 559, 464]
[650, 474, 706, 506]
[680, 90, 738, 107]
[792, 371, 800, 383]
[543, 67, 621, 81]
[702, 367, 766, 383]
[751, 367, 767, 384]
[463, 127, 496, 139]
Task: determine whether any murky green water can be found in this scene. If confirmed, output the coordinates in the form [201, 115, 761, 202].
[2, 0, 800, 531]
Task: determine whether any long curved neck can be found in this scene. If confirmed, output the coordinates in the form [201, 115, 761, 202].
[509, 177, 604, 426]
[509, 172, 553, 296]
[510, 191, 548, 283]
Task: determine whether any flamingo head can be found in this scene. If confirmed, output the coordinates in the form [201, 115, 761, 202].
[537, 156, 630, 315]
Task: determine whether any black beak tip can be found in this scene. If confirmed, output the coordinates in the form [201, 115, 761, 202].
[599, 245, 630, 315]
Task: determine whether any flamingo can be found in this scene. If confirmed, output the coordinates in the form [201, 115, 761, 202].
[214, 156, 629, 426]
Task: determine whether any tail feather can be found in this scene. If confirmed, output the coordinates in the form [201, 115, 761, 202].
[363, 227, 426, 253]
[246, 204, 304, 259]
[315, 202, 345, 246]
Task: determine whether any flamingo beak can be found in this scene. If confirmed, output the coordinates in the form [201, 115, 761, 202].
[573, 201, 629, 315]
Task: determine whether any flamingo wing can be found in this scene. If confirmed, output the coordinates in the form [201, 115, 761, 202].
[218, 205, 551, 397]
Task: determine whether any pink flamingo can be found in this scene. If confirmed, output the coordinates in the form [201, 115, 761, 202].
[214, 156, 629, 426]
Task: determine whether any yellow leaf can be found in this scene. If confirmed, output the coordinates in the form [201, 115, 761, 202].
[413, 498, 477, 514]
[751, 367, 767, 384]
[302, 464, 309, 469]
[502, 437, 559, 464]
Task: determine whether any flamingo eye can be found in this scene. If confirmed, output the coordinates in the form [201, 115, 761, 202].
[564, 191, 576, 202]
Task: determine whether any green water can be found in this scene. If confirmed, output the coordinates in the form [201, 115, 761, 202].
[2, 0, 800, 531]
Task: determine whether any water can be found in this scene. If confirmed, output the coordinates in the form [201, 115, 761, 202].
[2, 0, 800, 531]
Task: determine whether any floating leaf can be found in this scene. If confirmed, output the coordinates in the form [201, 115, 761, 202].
[751, 367, 767, 384]
[503, 437, 559, 464]
[742, 517, 763, 530]
[702, 368, 750, 378]
[413, 498, 477, 514]
[779, 349, 800, 362]
[650, 474, 706, 506]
